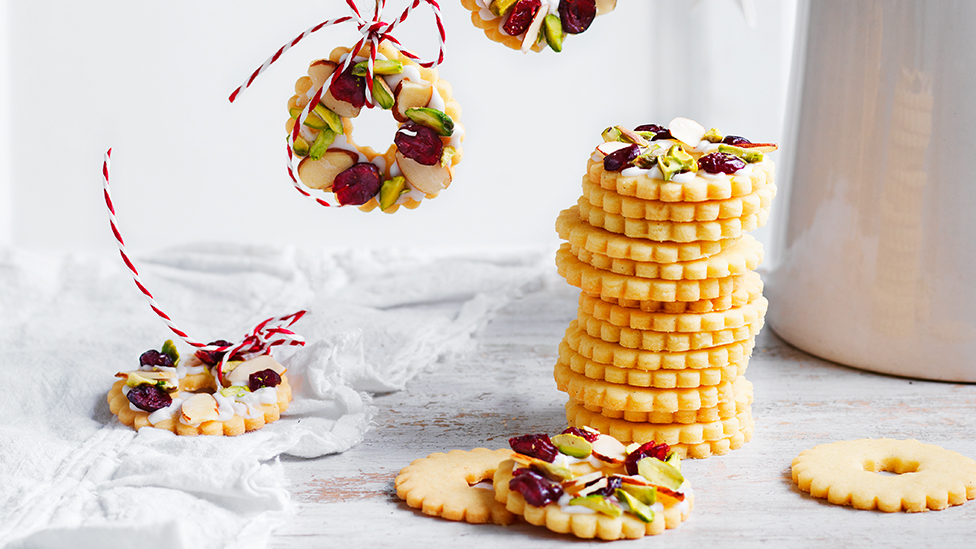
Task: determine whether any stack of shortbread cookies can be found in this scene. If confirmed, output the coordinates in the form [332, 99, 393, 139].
[553, 119, 777, 458]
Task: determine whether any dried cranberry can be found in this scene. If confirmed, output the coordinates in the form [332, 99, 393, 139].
[559, 0, 597, 34]
[195, 340, 234, 366]
[394, 122, 443, 166]
[509, 468, 563, 506]
[126, 384, 172, 413]
[722, 135, 752, 145]
[509, 433, 558, 462]
[583, 475, 622, 498]
[624, 441, 671, 475]
[503, 0, 541, 35]
[333, 163, 382, 205]
[139, 349, 173, 369]
[248, 368, 282, 392]
[603, 143, 640, 171]
[698, 152, 746, 175]
[561, 427, 599, 443]
[329, 64, 366, 108]
[634, 124, 673, 140]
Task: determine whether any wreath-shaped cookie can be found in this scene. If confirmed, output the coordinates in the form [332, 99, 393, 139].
[287, 40, 464, 212]
[461, 0, 617, 53]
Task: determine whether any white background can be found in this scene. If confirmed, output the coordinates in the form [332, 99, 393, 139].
[0, 0, 796, 254]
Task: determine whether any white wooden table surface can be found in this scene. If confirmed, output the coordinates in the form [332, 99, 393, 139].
[270, 281, 976, 548]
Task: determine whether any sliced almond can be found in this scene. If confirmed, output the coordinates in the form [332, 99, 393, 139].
[595, 0, 617, 15]
[591, 434, 628, 463]
[226, 354, 286, 386]
[738, 142, 779, 153]
[393, 80, 433, 123]
[297, 148, 359, 190]
[668, 117, 706, 147]
[396, 151, 453, 195]
[521, 8, 548, 54]
[563, 471, 604, 494]
[321, 86, 361, 119]
[180, 393, 220, 425]
[307, 60, 338, 89]
[595, 141, 633, 157]
[577, 477, 608, 497]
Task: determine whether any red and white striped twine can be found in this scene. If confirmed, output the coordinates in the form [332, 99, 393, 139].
[102, 149, 307, 385]
[228, 0, 446, 209]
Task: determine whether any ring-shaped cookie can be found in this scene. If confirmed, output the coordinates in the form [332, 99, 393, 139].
[461, 0, 618, 54]
[791, 438, 976, 512]
[287, 41, 464, 213]
[395, 448, 516, 524]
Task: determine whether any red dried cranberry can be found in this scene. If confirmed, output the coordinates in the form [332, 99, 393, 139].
[248, 369, 282, 392]
[394, 122, 443, 166]
[561, 427, 599, 443]
[329, 64, 366, 108]
[509, 468, 564, 506]
[195, 340, 233, 366]
[634, 124, 673, 140]
[603, 143, 640, 171]
[583, 475, 622, 497]
[333, 163, 383, 205]
[503, 0, 541, 35]
[559, 0, 597, 34]
[624, 441, 671, 475]
[509, 433, 558, 462]
[698, 152, 746, 175]
[722, 135, 752, 145]
[126, 384, 172, 412]
[139, 349, 173, 369]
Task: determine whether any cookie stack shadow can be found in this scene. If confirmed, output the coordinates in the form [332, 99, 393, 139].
[552, 151, 776, 458]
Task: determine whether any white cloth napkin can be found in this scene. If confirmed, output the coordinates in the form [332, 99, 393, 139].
[0, 245, 549, 548]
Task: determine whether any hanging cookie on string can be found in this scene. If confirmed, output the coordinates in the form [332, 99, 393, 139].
[461, 0, 617, 53]
[101, 150, 307, 436]
[230, 0, 464, 213]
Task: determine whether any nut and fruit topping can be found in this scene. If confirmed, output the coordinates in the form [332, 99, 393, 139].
[506, 428, 686, 523]
[329, 64, 367, 109]
[248, 368, 282, 392]
[140, 340, 179, 369]
[503, 0, 542, 35]
[698, 152, 746, 174]
[603, 143, 640, 172]
[633, 124, 672, 141]
[559, 0, 598, 34]
[195, 340, 235, 366]
[333, 163, 383, 206]
[126, 383, 173, 413]
[394, 122, 444, 166]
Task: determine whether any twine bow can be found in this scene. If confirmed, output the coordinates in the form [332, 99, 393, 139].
[102, 149, 307, 386]
[228, 0, 446, 208]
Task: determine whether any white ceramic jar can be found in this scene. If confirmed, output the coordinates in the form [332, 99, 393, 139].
[767, 0, 976, 381]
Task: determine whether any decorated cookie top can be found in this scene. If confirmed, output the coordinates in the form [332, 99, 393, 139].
[506, 427, 690, 523]
[593, 118, 778, 183]
[464, 0, 617, 53]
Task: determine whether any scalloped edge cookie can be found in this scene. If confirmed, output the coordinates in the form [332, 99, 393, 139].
[578, 196, 772, 243]
[604, 271, 762, 314]
[580, 292, 768, 333]
[582, 175, 775, 222]
[108, 375, 292, 436]
[791, 439, 976, 512]
[493, 458, 692, 540]
[577, 308, 764, 352]
[396, 447, 517, 524]
[556, 206, 733, 264]
[578, 377, 754, 424]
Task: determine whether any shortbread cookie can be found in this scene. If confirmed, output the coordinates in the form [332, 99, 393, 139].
[580, 292, 768, 333]
[461, 0, 617, 54]
[578, 197, 772, 243]
[577, 308, 764, 352]
[565, 322, 756, 371]
[108, 373, 292, 436]
[581, 377, 754, 424]
[559, 341, 747, 388]
[287, 40, 464, 213]
[555, 361, 736, 413]
[496, 428, 692, 540]
[586, 156, 775, 203]
[606, 271, 762, 314]
[565, 400, 752, 449]
[791, 439, 976, 512]
[395, 448, 516, 524]
[582, 176, 775, 222]
[556, 206, 733, 264]
[109, 344, 293, 436]
[557, 245, 736, 302]
[569, 234, 763, 281]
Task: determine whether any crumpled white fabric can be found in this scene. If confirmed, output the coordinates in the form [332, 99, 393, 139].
[0, 245, 548, 548]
